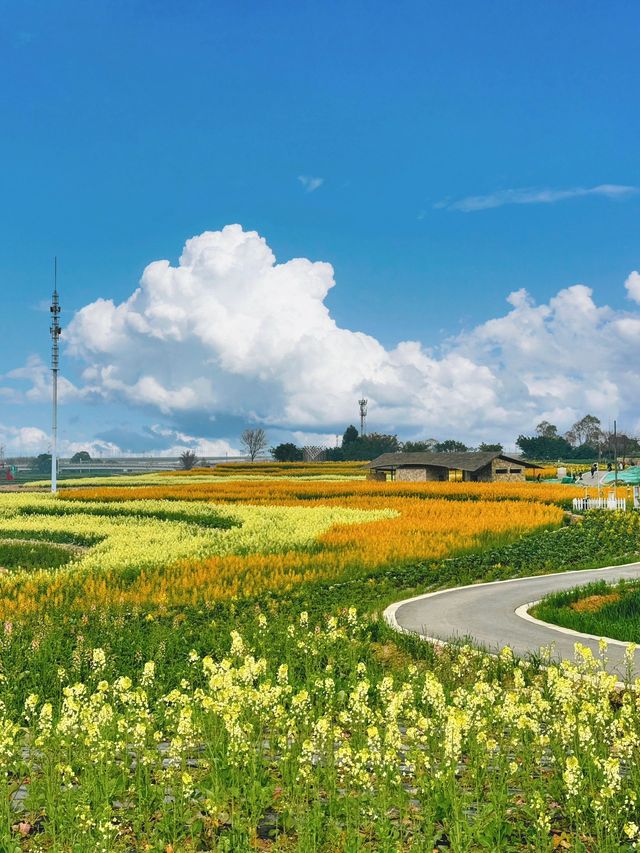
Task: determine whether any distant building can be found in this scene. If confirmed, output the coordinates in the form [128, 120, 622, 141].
[366, 451, 539, 483]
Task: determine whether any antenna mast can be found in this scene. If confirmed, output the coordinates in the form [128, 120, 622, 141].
[50, 259, 62, 494]
[358, 398, 368, 437]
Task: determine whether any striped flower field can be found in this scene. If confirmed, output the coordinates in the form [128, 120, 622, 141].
[0, 465, 638, 850]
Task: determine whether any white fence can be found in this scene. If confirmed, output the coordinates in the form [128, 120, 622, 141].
[572, 497, 627, 512]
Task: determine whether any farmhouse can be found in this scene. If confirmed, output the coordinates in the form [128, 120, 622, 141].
[366, 451, 539, 483]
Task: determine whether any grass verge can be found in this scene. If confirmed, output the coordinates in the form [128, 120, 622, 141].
[531, 577, 640, 643]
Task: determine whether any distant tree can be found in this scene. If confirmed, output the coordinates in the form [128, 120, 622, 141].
[618, 433, 640, 460]
[271, 443, 303, 462]
[32, 453, 52, 473]
[570, 443, 598, 460]
[402, 439, 438, 453]
[70, 451, 91, 463]
[535, 421, 559, 439]
[342, 425, 360, 446]
[241, 428, 268, 462]
[434, 439, 469, 453]
[600, 431, 640, 462]
[324, 446, 345, 461]
[478, 442, 503, 452]
[179, 450, 198, 470]
[341, 432, 400, 461]
[516, 434, 572, 460]
[565, 414, 602, 448]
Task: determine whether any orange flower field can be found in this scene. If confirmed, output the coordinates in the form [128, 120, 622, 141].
[0, 469, 571, 619]
[59, 476, 599, 506]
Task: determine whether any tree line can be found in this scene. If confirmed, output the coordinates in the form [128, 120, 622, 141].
[515, 415, 640, 461]
[271, 426, 503, 463]
[269, 414, 639, 464]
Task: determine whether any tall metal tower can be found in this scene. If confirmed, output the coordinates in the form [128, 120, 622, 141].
[358, 397, 368, 437]
[50, 260, 62, 494]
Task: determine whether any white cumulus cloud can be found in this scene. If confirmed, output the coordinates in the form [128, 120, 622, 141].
[0, 424, 50, 454]
[625, 271, 640, 304]
[47, 224, 640, 445]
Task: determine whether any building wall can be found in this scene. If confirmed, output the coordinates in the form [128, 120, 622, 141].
[367, 471, 388, 482]
[372, 459, 528, 483]
[464, 460, 527, 482]
[395, 466, 445, 482]
[489, 458, 526, 482]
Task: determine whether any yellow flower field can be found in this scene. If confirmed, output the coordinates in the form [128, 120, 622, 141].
[0, 487, 562, 619]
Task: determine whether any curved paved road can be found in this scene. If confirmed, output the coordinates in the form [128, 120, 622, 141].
[385, 562, 640, 679]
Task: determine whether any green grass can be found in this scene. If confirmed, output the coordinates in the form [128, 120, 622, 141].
[17, 501, 240, 529]
[532, 577, 640, 643]
[0, 539, 78, 571]
[0, 528, 103, 547]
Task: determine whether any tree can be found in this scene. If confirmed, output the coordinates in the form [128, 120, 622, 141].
[617, 433, 640, 461]
[402, 439, 438, 453]
[271, 442, 303, 462]
[342, 425, 360, 446]
[324, 446, 345, 461]
[32, 453, 52, 473]
[70, 451, 91, 463]
[341, 432, 400, 461]
[535, 421, 559, 439]
[478, 442, 503, 452]
[565, 414, 602, 448]
[516, 434, 572, 460]
[179, 450, 198, 470]
[600, 430, 640, 462]
[434, 439, 469, 453]
[570, 443, 598, 460]
[241, 428, 268, 462]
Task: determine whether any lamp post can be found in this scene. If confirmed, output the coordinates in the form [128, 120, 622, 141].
[50, 261, 62, 494]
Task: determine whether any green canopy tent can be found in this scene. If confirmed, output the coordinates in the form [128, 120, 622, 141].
[602, 466, 640, 485]
[602, 467, 640, 509]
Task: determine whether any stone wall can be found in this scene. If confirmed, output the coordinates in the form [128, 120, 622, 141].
[395, 466, 445, 482]
[472, 463, 494, 483]
[464, 460, 526, 482]
[490, 459, 526, 482]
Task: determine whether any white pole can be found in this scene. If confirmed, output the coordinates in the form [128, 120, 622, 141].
[50, 260, 61, 494]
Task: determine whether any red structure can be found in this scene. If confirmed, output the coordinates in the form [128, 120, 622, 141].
[0, 465, 16, 482]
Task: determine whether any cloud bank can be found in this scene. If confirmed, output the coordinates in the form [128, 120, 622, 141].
[436, 184, 637, 213]
[55, 225, 640, 445]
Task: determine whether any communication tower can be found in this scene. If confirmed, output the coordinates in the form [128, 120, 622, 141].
[50, 260, 62, 493]
[358, 398, 368, 437]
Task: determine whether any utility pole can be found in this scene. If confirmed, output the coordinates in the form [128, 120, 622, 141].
[613, 419, 618, 493]
[358, 398, 368, 437]
[50, 261, 62, 494]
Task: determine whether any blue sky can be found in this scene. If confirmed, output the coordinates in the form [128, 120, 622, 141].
[1, 0, 639, 455]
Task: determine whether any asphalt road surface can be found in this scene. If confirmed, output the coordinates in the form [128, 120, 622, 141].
[385, 563, 640, 680]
